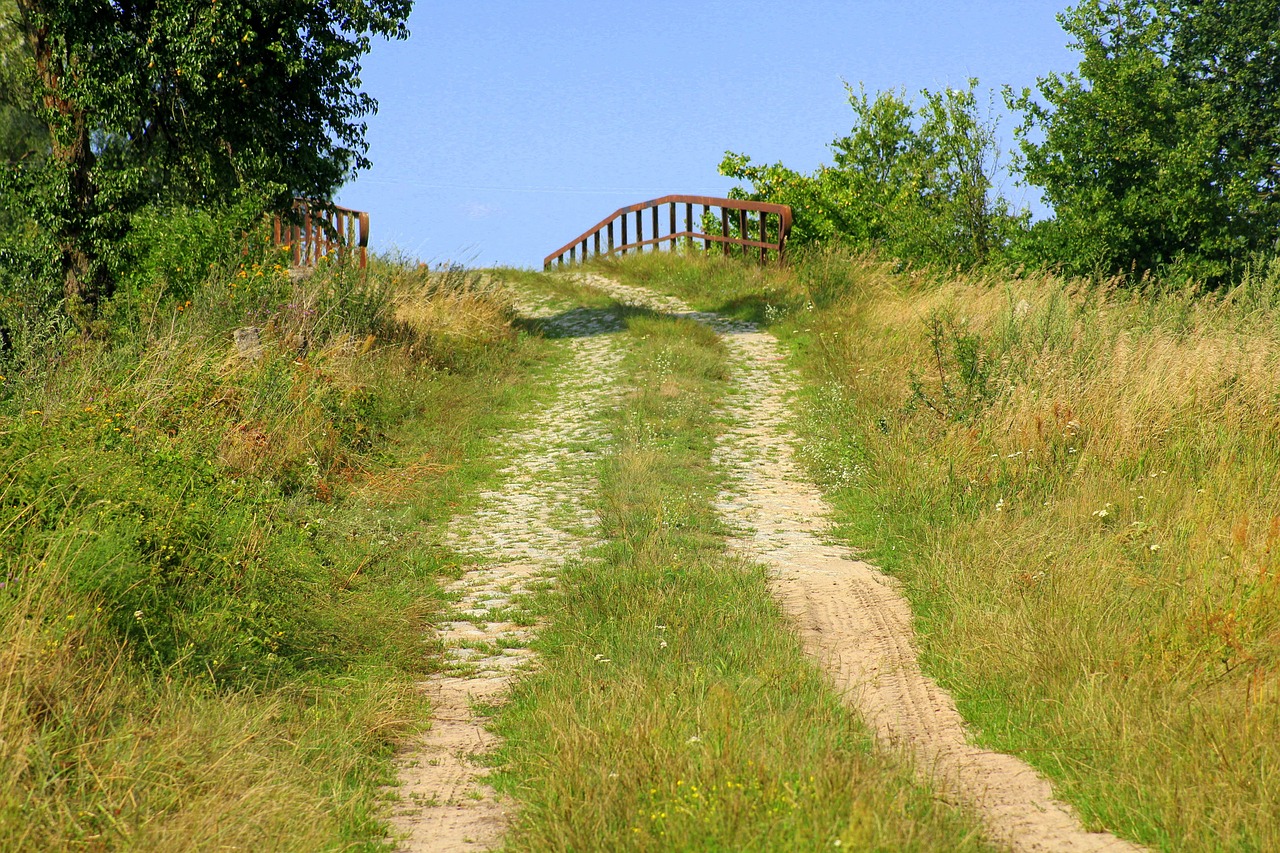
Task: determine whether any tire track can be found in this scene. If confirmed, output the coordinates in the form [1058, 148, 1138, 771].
[576, 273, 1142, 853]
[391, 296, 624, 853]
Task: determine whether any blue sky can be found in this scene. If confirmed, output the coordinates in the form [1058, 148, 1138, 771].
[336, 1, 1080, 268]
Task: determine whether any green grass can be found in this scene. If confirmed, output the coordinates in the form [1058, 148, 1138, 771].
[603, 248, 1280, 851]
[0, 257, 563, 850]
[492, 305, 989, 851]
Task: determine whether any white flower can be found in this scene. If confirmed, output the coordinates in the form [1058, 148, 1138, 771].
[659, 640, 668, 649]
[1149, 544, 1160, 552]
[593, 653, 611, 663]
[686, 735, 701, 744]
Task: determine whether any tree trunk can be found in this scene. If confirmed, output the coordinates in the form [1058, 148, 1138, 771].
[17, 0, 102, 321]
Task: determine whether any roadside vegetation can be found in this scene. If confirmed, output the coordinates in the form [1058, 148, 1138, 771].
[0, 222, 553, 849]
[492, 306, 989, 851]
[603, 248, 1280, 850]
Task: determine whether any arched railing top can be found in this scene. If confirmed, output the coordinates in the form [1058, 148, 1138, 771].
[544, 194, 791, 270]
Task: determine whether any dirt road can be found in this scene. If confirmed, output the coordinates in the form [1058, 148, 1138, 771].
[392, 275, 1142, 853]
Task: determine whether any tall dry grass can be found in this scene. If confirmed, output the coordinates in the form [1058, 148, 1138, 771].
[604, 248, 1280, 849]
[0, 254, 526, 850]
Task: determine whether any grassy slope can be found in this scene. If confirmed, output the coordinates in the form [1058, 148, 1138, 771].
[493, 304, 989, 851]
[604, 249, 1280, 851]
[0, 259, 561, 850]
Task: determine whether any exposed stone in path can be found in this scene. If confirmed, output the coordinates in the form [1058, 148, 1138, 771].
[391, 295, 623, 853]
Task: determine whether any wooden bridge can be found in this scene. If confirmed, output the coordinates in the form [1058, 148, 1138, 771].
[544, 195, 791, 270]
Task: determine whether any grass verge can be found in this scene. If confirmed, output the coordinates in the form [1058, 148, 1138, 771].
[0, 255, 559, 850]
[492, 305, 989, 851]
[603, 248, 1280, 851]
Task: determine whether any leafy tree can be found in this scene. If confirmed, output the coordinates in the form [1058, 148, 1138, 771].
[721, 81, 1023, 270]
[1008, 0, 1280, 281]
[4, 0, 410, 322]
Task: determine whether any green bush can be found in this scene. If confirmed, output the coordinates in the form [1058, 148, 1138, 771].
[720, 80, 1026, 270]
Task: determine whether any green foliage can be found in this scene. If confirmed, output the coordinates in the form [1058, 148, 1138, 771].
[907, 311, 996, 424]
[720, 80, 1025, 270]
[0, 1, 45, 167]
[1008, 0, 1280, 282]
[3, 0, 410, 319]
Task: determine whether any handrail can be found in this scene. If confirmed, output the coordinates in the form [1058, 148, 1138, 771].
[272, 198, 370, 269]
[544, 194, 791, 270]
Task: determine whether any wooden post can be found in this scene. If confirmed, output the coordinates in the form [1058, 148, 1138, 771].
[738, 209, 748, 258]
[703, 206, 711, 251]
[608, 220, 615, 253]
[721, 207, 730, 256]
[621, 214, 628, 254]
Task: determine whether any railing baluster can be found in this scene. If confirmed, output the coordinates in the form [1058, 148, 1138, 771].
[542, 195, 790, 270]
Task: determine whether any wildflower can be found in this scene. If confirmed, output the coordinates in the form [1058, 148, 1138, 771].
[593, 653, 611, 663]
[995, 498, 1005, 512]
[134, 610, 144, 619]
[686, 735, 701, 744]
[1092, 505, 1111, 519]
[1149, 544, 1160, 552]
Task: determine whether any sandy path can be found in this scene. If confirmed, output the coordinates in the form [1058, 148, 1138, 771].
[391, 298, 623, 852]
[576, 274, 1143, 853]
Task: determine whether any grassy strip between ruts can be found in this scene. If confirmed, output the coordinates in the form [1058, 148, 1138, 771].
[0, 258, 564, 850]
[601, 249, 1280, 851]
[490, 304, 990, 851]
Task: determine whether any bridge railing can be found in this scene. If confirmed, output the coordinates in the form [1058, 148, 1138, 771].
[272, 198, 370, 269]
[544, 195, 792, 270]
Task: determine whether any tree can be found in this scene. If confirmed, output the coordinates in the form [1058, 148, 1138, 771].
[721, 81, 1022, 270]
[1008, 0, 1280, 281]
[5, 0, 410, 320]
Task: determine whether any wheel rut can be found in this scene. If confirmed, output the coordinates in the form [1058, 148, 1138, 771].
[391, 295, 624, 852]
[574, 274, 1143, 853]
[394, 273, 1142, 852]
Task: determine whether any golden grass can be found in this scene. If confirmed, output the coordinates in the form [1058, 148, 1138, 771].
[0, 257, 534, 850]
[602, 248, 1280, 848]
